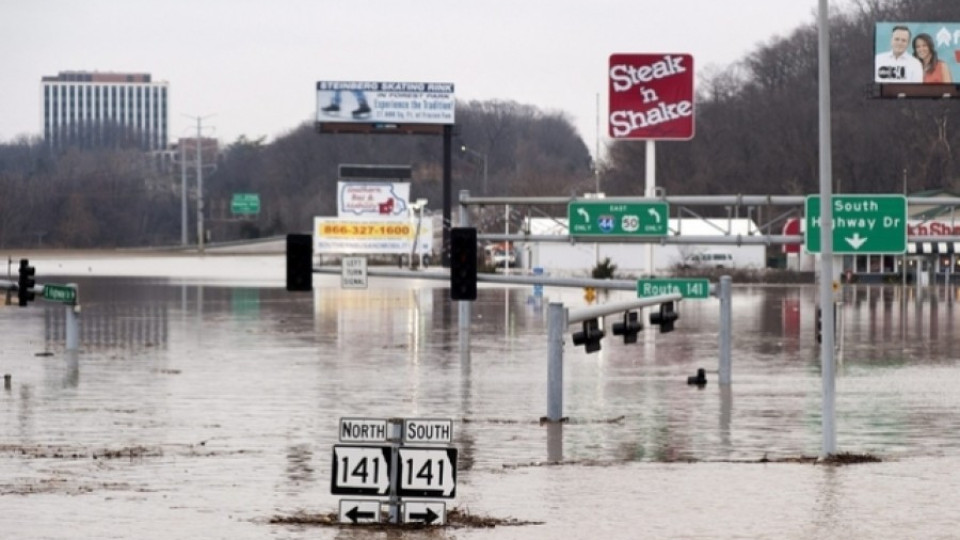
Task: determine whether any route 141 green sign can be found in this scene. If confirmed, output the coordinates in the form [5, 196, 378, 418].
[637, 278, 710, 299]
[805, 195, 906, 254]
[568, 201, 668, 236]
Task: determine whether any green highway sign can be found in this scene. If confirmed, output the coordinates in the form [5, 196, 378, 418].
[805, 195, 907, 254]
[637, 278, 710, 300]
[568, 201, 668, 236]
[231, 193, 261, 215]
[43, 284, 77, 304]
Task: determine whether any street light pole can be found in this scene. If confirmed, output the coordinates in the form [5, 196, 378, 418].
[183, 113, 215, 252]
[460, 145, 488, 195]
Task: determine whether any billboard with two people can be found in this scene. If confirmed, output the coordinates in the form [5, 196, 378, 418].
[875, 22, 959, 84]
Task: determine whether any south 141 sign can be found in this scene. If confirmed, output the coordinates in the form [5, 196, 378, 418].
[805, 195, 907, 254]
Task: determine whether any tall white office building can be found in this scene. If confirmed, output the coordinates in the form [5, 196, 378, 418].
[42, 71, 169, 151]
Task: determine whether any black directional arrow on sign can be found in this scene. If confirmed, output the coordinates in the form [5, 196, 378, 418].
[409, 508, 439, 524]
[346, 506, 376, 523]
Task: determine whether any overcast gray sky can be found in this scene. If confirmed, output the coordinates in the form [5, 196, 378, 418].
[1, 0, 831, 156]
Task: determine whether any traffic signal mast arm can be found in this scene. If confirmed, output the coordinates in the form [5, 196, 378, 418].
[566, 294, 681, 325]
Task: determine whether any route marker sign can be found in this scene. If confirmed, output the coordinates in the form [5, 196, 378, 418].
[331, 445, 391, 496]
[339, 417, 388, 443]
[637, 278, 710, 300]
[805, 195, 907, 254]
[402, 418, 453, 444]
[339, 500, 381, 524]
[397, 447, 458, 498]
[568, 201, 669, 237]
[403, 501, 446, 525]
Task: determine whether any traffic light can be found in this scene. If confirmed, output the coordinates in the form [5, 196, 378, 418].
[286, 234, 313, 292]
[815, 304, 836, 344]
[572, 318, 604, 353]
[449, 227, 477, 301]
[17, 258, 36, 307]
[816, 306, 822, 344]
[612, 311, 642, 344]
[649, 301, 679, 333]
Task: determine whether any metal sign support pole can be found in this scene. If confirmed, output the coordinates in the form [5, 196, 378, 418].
[441, 126, 452, 267]
[817, 0, 837, 456]
[65, 284, 79, 352]
[458, 191, 471, 360]
[387, 419, 402, 524]
[718, 276, 732, 384]
[546, 302, 566, 422]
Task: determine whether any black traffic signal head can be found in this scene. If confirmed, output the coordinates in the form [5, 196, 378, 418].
[816, 306, 822, 344]
[286, 234, 313, 292]
[612, 310, 642, 344]
[649, 301, 679, 333]
[450, 227, 478, 301]
[17, 258, 36, 307]
[572, 318, 605, 353]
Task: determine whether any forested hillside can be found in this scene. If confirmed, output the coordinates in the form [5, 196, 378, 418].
[2, 0, 957, 248]
[602, 0, 960, 199]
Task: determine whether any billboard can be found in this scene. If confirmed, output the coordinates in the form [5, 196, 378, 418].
[316, 81, 455, 125]
[875, 22, 959, 84]
[337, 182, 411, 222]
[314, 217, 434, 255]
[608, 53, 694, 140]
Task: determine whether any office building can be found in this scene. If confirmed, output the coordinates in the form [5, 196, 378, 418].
[41, 71, 169, 151]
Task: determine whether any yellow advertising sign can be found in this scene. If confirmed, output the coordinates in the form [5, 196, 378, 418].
[318, 221, 416, 239]
[314, 218, 433, 255]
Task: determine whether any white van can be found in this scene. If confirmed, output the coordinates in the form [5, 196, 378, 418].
[683, 253, 734, 269]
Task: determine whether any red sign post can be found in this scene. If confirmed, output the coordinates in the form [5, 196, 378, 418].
[608, 53, 695, 140]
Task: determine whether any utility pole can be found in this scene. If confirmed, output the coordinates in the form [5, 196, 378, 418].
[183, 114, 214, 252]
[181, 143, 188, 246]
[196, 117, 204, 252]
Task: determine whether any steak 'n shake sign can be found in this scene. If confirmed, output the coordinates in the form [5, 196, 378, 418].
[608, 53, 695, 140]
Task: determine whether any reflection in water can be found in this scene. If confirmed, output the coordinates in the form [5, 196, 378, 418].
[284, 443, 315, 488]
[546, 422, 563, 462]
[3, 275, 960, 539]
[45, 304, 169, 349]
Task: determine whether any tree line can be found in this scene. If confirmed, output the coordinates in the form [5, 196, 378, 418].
[0, 100, 592, 248]
[603, 0, 960, 202]
[2, 0, 957, 249]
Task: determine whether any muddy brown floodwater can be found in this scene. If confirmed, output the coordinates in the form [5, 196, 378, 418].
[2, 258, 960, 539]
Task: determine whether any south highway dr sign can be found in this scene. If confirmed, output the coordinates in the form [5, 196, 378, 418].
[805, 195, 906, 254]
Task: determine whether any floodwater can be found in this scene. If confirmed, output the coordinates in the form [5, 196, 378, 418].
[3, 255, 960, 539]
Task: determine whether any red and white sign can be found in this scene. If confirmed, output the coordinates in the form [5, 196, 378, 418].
[609, 53, 695, 140]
